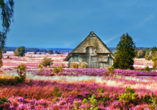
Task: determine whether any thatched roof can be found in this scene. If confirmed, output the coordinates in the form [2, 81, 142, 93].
[64, 31, 114, 61]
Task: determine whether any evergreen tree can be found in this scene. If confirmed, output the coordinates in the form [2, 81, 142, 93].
[14, 47, 20, 56]
[113, 33, 136, 70]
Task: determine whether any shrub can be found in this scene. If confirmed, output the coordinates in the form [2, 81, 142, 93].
[0, 97, 11, 109]
[144, 66, 151, 73]
[40, 57, 53, 67]
[105, 66, 114, 73]
[52, 86, 62, 97]
[70, 62, 78, 68]
[7, 56, 9, 58]
[119, 87, 138, 105]
[15, 64, 26, 83]
[58, 66, 62, 71]
[38, 64, 44, 73]
[52, 67, 60, 73]
[78, 62, 87, 68]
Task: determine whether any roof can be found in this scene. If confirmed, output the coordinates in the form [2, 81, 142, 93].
[64, 31, 114, 61]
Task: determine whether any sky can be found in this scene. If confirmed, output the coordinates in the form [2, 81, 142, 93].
[3, 0, 157, 48]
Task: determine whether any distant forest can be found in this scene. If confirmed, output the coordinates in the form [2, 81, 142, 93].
[3, 47, 151, 52]
[3, 47, 71, 54]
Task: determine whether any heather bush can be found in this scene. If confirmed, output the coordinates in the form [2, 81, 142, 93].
[144, 66, 151, 73]
[78, 62, 87, 68]
[15, 64, 26, 83]
[40, 56, 53, 67]
[70, 62, 78, 68]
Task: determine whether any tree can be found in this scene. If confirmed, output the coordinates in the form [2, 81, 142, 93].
[14, 46, 26, 56]
[48, 49, 53, 54]
[34, 50, 36, 54]
[0, 0, 14, 67]
[40, 56, 53, 67]
[145, 51, 151, 60]
[152, 55, 157, 71]
[137, 49, 144, 58]
[113, 33, 136, 70]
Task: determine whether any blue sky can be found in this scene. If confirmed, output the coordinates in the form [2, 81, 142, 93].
[5, 0, 157, 48]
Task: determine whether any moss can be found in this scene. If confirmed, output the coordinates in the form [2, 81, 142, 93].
[86, 38, 99, 50]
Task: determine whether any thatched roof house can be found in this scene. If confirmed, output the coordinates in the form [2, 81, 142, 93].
[64, 31, 114, 68]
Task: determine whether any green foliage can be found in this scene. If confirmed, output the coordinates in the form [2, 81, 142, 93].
[52, 67, 59, 73]
[14, 46, 26, 57]
[15, 64, 26, 83]
[7, 56, 9, 58]
[89, 95, 99, 110]
[97, 87, 104, 93]
[119, 87, 138, 105]
[152, 55, 157, 71]
[38, 64, 44, 73]
[113, 33, 136, 70]
[105, 66, 114, 73]
[52, 86, 62, 97]
[141, 92, 152, 104]
[82, 98, 88, 103]
[145, 51, 151, 60]
[144, 66, 151, 73]
[81, 95, 99, 110]
[137, 49, 144, 58]
[40, 56, 53, 67]
[152, 47, 157, 57]
[0, 0, 14, 68]
[52, 66, 63, 73]
[58, 66, 63, 71]
[0, 97, 11, 109]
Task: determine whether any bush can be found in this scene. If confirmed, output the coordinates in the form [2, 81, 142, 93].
[0, 97, 11, 109]
[119, 87, 138, 105]
[38, 64, 44, 73]
[52, 86, 62, 97]
[52, 66, 63, 73]
[144, 66, 151, 73]
[52, 67, 60, 73]
[40, 57, 53, 67]
[78, 62, 87, 68]
[105, 66, 114, 73]
[7, 56, 9, 58]
[15, 64, 26, 83]
[70, 62, 78, 68]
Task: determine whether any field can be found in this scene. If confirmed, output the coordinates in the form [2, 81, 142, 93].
[0, 53, 157, 110]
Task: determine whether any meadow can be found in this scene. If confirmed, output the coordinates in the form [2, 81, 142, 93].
[0, 52, 157, 110]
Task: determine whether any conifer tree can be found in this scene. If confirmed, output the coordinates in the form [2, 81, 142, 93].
[113, 33, 136, 70]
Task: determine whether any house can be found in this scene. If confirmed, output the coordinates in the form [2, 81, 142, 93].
[64, 31, 114, 68]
